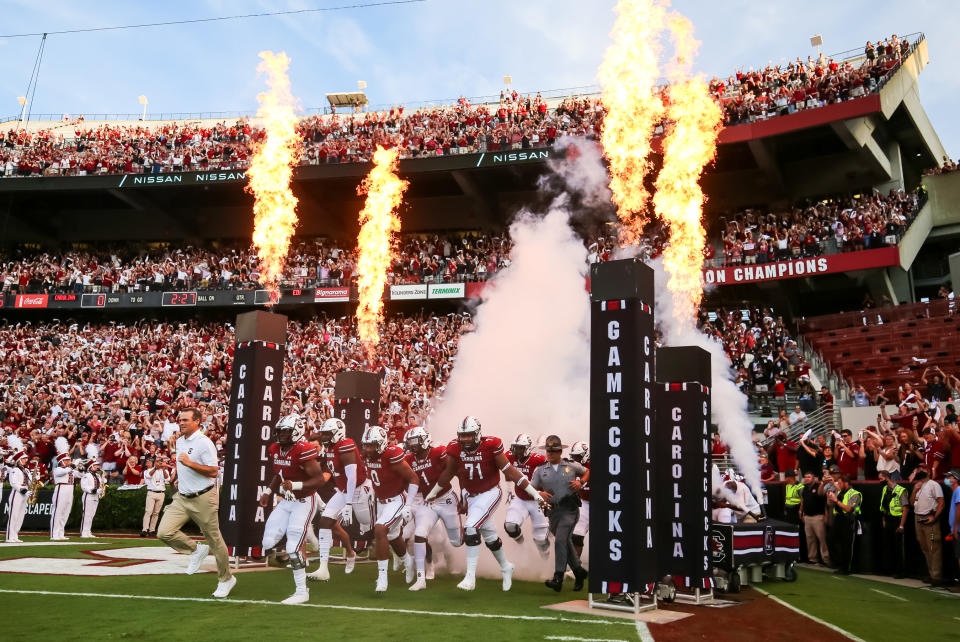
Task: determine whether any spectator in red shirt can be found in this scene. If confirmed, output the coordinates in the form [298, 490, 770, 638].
[123, 455, 144, 486]
[767, 433, 798, 480]
[921, 428, 946, 481]
[834, 430, 860, 479]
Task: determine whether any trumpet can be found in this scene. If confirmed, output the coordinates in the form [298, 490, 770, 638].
[26, 472, 43, 506]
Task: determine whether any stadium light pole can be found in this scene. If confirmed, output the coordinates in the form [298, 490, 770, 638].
[138, 95, 148, 121]
[17, 96, 27, 126]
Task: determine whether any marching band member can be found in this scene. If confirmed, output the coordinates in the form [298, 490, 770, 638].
[50, 437, 76, 541]
[79, 460, 103, 538]
[5, 435, 29, 543]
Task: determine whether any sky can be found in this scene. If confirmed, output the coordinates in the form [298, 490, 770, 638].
[0, 0, 956, 155]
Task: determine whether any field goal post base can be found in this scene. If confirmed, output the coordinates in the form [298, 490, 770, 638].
[587, 592, 657, 615]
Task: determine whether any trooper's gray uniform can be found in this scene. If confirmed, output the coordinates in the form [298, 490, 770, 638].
[531, 437, 588, 587]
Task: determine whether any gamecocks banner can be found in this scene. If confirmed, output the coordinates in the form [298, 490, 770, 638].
[219, 311, 287, 555]
[588, 259, 657, 595]
[654, 379, 712, 589]
[702, 246, 899, 286]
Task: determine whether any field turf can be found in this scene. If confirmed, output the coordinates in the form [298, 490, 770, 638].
[1, 536, 958, 641]
[0, 537, 632, 641]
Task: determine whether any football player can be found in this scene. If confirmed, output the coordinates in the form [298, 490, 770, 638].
[259, 414, 328, 604]
[504, 433, 550, 558]
[404, 426, 461, 590]
[307, 418, 374, 582]
[361, 426, 419, 592]
[425, 416, 546, 591]
[568, 441, 590, 557]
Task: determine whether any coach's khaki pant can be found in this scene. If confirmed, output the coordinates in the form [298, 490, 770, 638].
[143, 490, 165, 533]
[803, 514, 831, 565]
[158, 488, 232, 582]
[915, 516, 942, 581]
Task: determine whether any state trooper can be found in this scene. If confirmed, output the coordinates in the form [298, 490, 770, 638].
[531, 435, 589, 592]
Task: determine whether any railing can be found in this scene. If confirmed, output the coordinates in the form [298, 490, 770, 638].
[798, 295, 955, 333]
[757, 404, 836, 449]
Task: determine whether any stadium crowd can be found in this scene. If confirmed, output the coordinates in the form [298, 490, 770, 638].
[1, 185, 921, 295]
[714, 188, 921, 266]
[923, 156, 959, 176]
[711, 34, 913, 125]
[0, 233, 515, 294]
[0, 312, 468, 484]
[0, 34, 918, 179]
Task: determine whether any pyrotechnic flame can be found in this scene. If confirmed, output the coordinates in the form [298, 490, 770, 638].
[654, 14, 722, 326]
[356, 146, 408, 361]
[598, 0, 667, 244]
[247, 51, 302, 289]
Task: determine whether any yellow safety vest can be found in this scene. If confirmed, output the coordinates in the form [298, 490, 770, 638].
[880, 484, 906, 518]
[785, 482, 804, 507]
[834, 488, 862, 516]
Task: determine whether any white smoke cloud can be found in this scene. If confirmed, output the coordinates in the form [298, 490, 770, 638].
[427, 198, 592, 581]
[650, 257, 762, 496]
[429, 206, 590, 445]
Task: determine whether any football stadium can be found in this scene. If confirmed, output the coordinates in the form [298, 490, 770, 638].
[1, 1, 959, 640]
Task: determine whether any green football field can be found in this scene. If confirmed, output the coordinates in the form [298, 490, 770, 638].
[0, 536, 957, 641]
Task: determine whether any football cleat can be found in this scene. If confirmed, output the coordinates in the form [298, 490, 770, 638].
[186, 543, 210, 575]
[375, 576, 388, 593]
[306, 561, 330, 581]
[344, 553, 357, 574]
[405, 554, 415, 584]
[501, 562, 515, 591]
[281, 590, 309, 605]
[408, 577, 427, 591]
[457, 575, 476, 591]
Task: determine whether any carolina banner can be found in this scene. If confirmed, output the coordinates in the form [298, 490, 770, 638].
[219, 311, 287, 555]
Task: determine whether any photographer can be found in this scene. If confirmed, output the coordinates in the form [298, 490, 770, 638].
[142, 457, 169, 537]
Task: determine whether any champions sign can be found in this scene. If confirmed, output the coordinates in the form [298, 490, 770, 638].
[702, 247, 899, 285]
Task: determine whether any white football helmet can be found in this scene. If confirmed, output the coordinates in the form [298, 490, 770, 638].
[361, 426, 389, 458]
[404, 426, 431, 453]
[510, 433, 533, 461]
[275, 414, 305, 443]
[457, 416, 482, 452]
[569, 441, 589, 464]
[319, 417, 346, 445]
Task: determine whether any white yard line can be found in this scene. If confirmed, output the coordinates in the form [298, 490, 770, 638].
[634, 620, 655, 642]
[752, 586, 865, 642]
[0, 589, 633, 626]
[869, 588, 908, 602]
[544, 637, 627, 642]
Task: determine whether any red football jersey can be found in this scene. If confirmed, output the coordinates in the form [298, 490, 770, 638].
[366, 444, 408, 500]
[269, 441, 319, 499]
[445, 435, 504, 495]
[506, 451, 546, 495]
[405, 445, 448, 493]
[578, 460, 590, 501]
[323, 437, 368, 493]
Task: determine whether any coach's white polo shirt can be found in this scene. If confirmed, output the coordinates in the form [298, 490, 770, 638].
[175, 430, 217, 495]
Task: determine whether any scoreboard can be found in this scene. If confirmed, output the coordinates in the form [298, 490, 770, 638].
[8, 288, 329, 310]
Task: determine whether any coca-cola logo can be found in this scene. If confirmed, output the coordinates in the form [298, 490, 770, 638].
[15, 294, 49, 309]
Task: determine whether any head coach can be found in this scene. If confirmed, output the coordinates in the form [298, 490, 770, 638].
[157, 407, 236, 598]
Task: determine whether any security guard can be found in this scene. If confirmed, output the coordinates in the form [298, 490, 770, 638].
[531, 435, 589, 592]
[827, 474, 862, 575]
[783, 469, 803, 525]
[878, 469, 909, 577]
